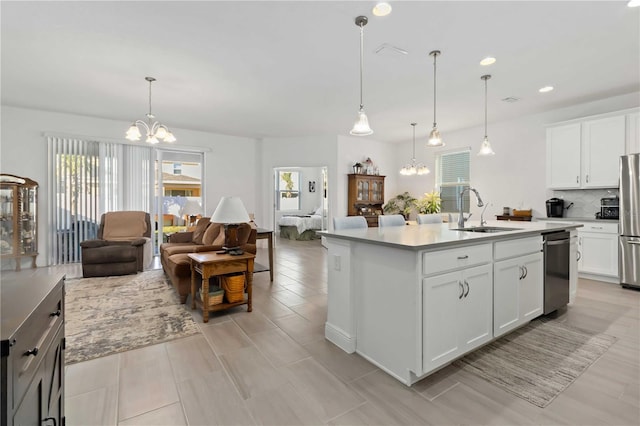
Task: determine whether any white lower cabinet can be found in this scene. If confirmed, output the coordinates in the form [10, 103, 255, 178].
[493, 252, 544, 338]
[577, 222, 619, 279]
[422, 263, 492, 374]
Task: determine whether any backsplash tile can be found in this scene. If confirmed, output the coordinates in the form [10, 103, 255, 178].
[552, 189, 619, 219]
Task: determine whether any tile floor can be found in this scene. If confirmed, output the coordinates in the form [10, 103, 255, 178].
[58, 237, 639, 425]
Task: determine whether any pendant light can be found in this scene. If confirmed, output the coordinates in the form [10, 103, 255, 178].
[478, 74, 496, 156]
[400, 123, 430, 175]
[350, 16, 373, 136]
[426, 50, 444, 147]
[125, 77, 176, 144]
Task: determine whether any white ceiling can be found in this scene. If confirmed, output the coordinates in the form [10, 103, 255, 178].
[2, 1, 639, 143]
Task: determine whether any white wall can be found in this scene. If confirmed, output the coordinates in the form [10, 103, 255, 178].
[390, 92, 640, 221]
[1, 105, 257, 266]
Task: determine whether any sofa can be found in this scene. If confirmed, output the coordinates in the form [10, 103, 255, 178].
[160, 218, 257, 303]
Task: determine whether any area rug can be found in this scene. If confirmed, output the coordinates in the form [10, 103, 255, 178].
[453, 319, 616, 408]
[65, 269, 200, 364]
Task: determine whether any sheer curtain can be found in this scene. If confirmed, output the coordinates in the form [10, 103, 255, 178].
[47, 136, 153, 264]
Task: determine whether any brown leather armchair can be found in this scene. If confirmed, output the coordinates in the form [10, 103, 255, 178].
[80, 211, 152, 278]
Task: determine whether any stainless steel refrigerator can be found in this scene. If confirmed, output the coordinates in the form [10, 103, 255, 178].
[619, 153, 640, 289]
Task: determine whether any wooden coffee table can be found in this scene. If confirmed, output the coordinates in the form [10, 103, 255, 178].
[188, 252, 255, 323]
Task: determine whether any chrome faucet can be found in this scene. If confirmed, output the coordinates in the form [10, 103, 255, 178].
[458, 187, 484, 228]
[480, 203, 489, 226]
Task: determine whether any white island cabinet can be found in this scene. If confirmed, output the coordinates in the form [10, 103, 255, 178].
[321, 221, 581, 385]
[493, 236, 543, 338]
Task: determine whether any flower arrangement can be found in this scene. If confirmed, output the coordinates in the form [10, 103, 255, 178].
[383, 192, 417, 219]
[415, 190, 442, 214]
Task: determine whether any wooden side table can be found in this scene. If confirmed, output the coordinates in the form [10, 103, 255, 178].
[188, 252, 255, 323]
[256, 228, 274, 281]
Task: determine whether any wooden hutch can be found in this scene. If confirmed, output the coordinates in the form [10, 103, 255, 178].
[347, 174, 386, 227]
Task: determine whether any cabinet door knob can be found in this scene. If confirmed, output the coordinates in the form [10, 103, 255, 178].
[457, 255, 469, 260]
[458, 282, 464, 299]
[50, 309, 61, 317]
[576, 176, 579, 183]
[577, 250, 581, 261]
[463, 280, 470, 298]
[518, 266, 524, 280]
[24, 347, 39, 357]
[523, 266, 528, 279]
[586, 174, 589, 183]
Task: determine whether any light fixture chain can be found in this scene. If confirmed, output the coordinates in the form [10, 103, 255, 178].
[148, 78, 153, 118]
[412, 123, 417, 159]
[484, 77, 488, 138]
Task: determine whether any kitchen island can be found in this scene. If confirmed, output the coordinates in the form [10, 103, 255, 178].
[320, 220, 582, 385]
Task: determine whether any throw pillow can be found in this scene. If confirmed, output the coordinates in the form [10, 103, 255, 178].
[202, 223, 222, 246]
[192, 217, 211, 244]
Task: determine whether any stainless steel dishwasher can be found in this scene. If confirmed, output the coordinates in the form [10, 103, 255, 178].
[543, 231, 570, 314]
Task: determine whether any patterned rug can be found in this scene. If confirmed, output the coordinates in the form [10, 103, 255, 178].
[65, 269, 200, 364]
[453, 318, 616, 408]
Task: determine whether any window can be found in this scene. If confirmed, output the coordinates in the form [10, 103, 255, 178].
[173, 162, 182, 175]
[277, 171, 300, 210]
[436, 149, 471, 213]
[48, 136, 152, 264]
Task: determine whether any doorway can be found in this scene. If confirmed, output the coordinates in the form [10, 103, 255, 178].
[273, 166, 329, 239]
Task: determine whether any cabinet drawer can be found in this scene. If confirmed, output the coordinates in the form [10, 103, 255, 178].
[494, 236, 542, 261]
[422, 243, 491, 276]
[578, 222, 618, 234]
[12, 285, 63, 407]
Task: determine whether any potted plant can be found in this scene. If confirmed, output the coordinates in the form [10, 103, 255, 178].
[415, 190, 442, 214]
[383, 192, 417, 220]
[353, 162, 363, 174]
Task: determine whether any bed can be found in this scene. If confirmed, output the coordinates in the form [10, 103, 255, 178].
[278, 214, 323, 240]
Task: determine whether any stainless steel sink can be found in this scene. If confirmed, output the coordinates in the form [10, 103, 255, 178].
[451, 226, 522, 233]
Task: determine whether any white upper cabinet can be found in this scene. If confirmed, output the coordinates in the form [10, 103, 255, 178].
[547, 123, 581, 189]
[547, 110, 633, 189]
[581, 115, 625, 188]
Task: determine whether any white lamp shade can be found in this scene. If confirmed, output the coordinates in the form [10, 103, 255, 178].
[155, 126, 168, 139]
[164, 131, 176, 142]
[350, 110, 374, 136]
[211, 196, 250, 224]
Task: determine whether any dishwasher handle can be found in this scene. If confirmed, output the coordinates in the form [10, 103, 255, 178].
[545, 239, 570, 246]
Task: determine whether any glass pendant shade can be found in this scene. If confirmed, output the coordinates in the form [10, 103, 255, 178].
[427, 126, 443, 147]
[478, 137, 495, 156]
[155, 126, 168, 139]
[146, 135, 159, 144]
[351, 109, 373, 136]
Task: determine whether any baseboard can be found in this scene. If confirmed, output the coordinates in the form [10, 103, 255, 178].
[324, 322, 356, 353]
[578, 272, 618, 284]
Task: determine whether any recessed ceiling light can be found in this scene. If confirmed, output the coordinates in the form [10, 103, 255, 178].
[628, 1, 640, 8]
[539, 86, 554, 93]
[372, 2, 392, 17]
[480, 57, 496, 66]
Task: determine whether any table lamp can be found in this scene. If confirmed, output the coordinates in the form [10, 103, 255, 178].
[182, 199, 202, 227]
[211, 196, 250, 255]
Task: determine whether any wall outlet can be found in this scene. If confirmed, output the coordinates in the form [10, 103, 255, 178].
[333, 254, 341, 271]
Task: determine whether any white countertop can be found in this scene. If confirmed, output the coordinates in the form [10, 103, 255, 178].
[320, 220, 582, 251]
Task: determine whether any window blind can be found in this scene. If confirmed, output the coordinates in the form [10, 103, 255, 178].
[47, 136, 152, 264]
[436, 149, 471, 213]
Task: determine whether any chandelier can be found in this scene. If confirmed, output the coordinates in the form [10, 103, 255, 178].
[400, 123, 430, 176]
[125, 77, 176, 144]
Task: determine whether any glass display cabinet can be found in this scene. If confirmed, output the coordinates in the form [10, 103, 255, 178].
[0, 174, 38, 270]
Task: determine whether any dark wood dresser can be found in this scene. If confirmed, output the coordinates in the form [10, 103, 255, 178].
[1, 273, 65, 426]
